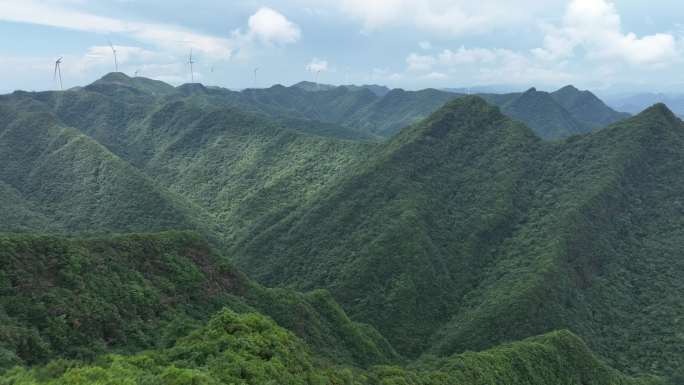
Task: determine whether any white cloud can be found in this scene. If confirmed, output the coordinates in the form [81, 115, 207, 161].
[247, 7, 301, 45]
[423, 72, 448, 80]
[438, 47, 503, 65]
[406, 53, 435, 71]
[532, 0, 681, 66]
[419, 41, 432, 50]
[305, 58, 329, 73]
[0, 0, 234, 59]
[0, 1, 301, 61]
[404, 46, 574, 87]
[338, 0, 559, 36]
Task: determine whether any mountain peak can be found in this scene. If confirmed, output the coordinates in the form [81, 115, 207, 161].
[418, 96, 505, 138]
[292, 81, 336, 92]
[557, 85, 580, 93]
[94, 72, 133, 85]
[636, 102, 680, 124]
[177, 83, 208, 95]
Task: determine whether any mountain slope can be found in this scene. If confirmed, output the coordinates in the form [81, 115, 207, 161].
[232, 96, 684, 377]
[0, 105, 215, 236]
[496, 87, 589, 139]
[552, 85, 631, 129]
[232, 97, 541, 356]
[0, 231, 397, 369]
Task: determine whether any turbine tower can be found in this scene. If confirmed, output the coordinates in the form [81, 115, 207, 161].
[187, 49, 195, 82]
[254, 67, 259, 87]
[54, 57, 63, 90]
[108, 40, 118, 72]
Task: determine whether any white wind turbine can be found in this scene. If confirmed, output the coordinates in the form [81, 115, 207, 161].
[187, 49, 195, 82]
[54, 57, 63, 90]
[108, 40, 119, 72]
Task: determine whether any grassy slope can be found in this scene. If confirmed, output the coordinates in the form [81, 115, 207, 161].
[0, 231, 397, 369]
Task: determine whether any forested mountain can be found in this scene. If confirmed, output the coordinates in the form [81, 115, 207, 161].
[1, 73, 680, 383]
[551, 85, 630, 129]
[233, 97, 684, 376]
[0, 231, 396, 369]
[0, 104, 216, 237]
[1, 317, 661, 385]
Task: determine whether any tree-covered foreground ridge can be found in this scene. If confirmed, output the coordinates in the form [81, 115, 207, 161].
[1, 73, 683, 384]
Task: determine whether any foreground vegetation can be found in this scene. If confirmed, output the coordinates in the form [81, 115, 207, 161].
[0, 308, 663, 385]
[0, 232, 396, 370]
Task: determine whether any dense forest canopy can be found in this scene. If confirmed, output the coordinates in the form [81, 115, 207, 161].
[1, 73, 682, 384]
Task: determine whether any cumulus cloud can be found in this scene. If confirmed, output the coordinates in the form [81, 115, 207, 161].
[305, 58, 329, 73]
[405, 46, 574, 87]
[247, 7, 301, 45]
[419, 41, 432, 50]
[532, 0, 680, 65]
[422, 72, 448, 80]
[406, 53, 435, 71]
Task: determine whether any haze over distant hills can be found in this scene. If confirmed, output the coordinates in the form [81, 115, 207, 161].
[605, 92, 684, 117]
[1, 73, 681, 384]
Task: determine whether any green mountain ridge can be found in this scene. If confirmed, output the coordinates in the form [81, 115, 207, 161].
[6, 72, 626, 141]
[232, 97, 684, 377]
[0, 73, 679, 382]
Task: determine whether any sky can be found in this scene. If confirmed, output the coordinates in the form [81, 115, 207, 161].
[0, 0, 683, 94]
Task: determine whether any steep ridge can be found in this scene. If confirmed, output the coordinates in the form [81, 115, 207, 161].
[233, 97, 541, 356]
[233, 97, 684, 377]
[0, 231, 397, 369]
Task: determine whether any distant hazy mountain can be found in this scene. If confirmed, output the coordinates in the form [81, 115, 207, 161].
[477, 86, 630, 139]
[293, 81, 391, 96]
[280, 82, 627, 139]
[605, 92, 684, 116]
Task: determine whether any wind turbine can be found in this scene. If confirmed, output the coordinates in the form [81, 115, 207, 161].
[254, 67, 259, 87]
[108, 40, 118, 72]
[134, 69, 140, 77]
[315, 70, 321, 91]
[54, 57, 63, 90]
[187, 49, 195, 82]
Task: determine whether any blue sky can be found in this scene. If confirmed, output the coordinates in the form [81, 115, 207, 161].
[1, 0, 683, 94]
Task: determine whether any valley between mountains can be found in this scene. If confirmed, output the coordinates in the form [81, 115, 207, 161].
[1, 73, 682, 384]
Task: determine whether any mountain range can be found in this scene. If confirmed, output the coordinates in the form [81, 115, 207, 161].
[0, 72, 681, 384]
